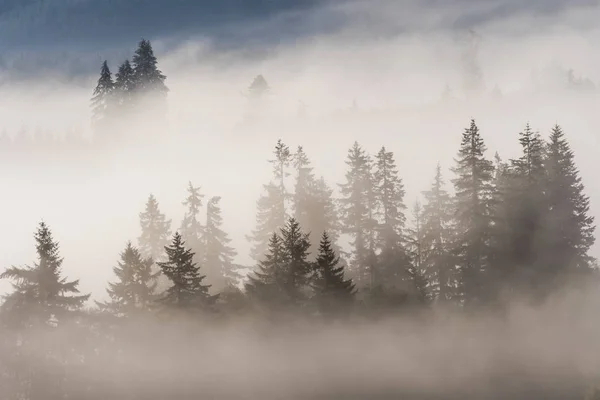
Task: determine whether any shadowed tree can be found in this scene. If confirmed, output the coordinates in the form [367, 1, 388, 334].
[90, 60, 114, 131]
[132, 39, 168, 96]
[114, 59, 135, 111]
[451, 119, 495, 305]
[180, 182, 205, 261]
[96, 242, 158, 316]
[157, 233, 217, 312]
[311, 232, 355, 316]
[1, 222, 90, 327]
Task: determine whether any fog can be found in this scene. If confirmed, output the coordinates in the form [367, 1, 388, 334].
[0, 0, 599, 302]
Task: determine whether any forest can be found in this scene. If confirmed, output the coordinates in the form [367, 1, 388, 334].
[1, 38, 599, 400]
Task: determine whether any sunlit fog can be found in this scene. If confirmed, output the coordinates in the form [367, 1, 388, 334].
[1, 0, 600, 398]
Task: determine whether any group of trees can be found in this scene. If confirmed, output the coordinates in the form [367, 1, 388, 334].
[0, 118, 596, 399]
[90, 38, 168, 134]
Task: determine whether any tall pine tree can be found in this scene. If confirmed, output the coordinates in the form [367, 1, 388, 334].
[157, 233, 216, 311]
[339, 142, 377, 287]
[1, 222, 90, 327]
[180, 182, 205, 261]
[421, 165, 457, 303]
[96, 242, 158, 316]
[132, 39, 168, 96]
[138, 194, 172, 262]
[90, 60, 114, 129]
[202, 196, 239, 291]
[114, 59, 135, 110]
[248, 139, 291, 261]
[541, 125, 595, 289]
[451, 119, 495, 305]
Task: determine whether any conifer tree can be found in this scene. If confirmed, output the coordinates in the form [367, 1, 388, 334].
[405, 201, 430, 303]
[202, 196, 239, 291]
[542, 125, 595, 287]
[339, 142, 377, 286]
[90, 60, 114, 128]
[373, 146, 410, 287]
[132, 39, 168, 96]
[311, 232, 355, 316]
[421, 165, 456, 302]
[248, 74, 269, 100]
[292, 146, 341, 255]
[114, 59, 135, 110]
[96, 242, 158, 316]
[138, 194, 172, 262]
[246, 219, 312, 309]
[1, 222, 90, 327]
[248, 139, 291, 261]
[180, 182, 205, 260]
[451, 119, 495, 305]
[157, 233, 216, 311]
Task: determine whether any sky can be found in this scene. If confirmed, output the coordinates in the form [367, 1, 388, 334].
[0, 0, 599, 301]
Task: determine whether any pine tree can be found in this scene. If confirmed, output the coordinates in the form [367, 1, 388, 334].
[451, 119, 495, 305]
[373, 146, 410, 288]
[541, 125, 595, 288]
[202, 196, 239, 291]
[132, 39, 168, 96]
[405, 201, 430, 303]
[421, 165, 456, 303]
[138, 194, 172, 262]
[245, 233, 287, 306]
[248, 139, 291, 261]
[114, 59, 135, 110]
[96, 242, 158, 316]
[180, 182, 205, 261]
[248, 74, 269, 100]
[90, 60, 114, 128]
[246, 219, 312, 309]
[1, 222, 90, 327]
[292, 146, 341, 256]
[311, 232, 355, 316]
[157, 233, 216, 311]
[339, 142, 377, 286]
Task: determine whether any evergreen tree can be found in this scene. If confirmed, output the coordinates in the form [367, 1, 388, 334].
[248, 74, 269, 100]
[138, 194, 172, 262]
[90, 60, 114, 128]
[1, 222, 90, 327]
[96, 242, 158, 316]
[451, 119, 495, 305]
[157, 233, 216, 311]
[405, 201, 430, 303]
[541, 125, 595, 288]
[246, 219, 312, 309]
[180, 182, 205, 261]
[421, 165, 456, 303]
[292, 146, 341, 256]
[248, 139, 291, 261]
[311, 232, 355, 316]
[339, 142, 377, 286]
[202, 196, 239, 291]
[373, 146, 410, 288]
[132, 39, 168, 96]
[114, 59, 135, 110]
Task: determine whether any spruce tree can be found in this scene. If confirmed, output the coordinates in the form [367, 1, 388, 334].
[157, 233, 216, 311]
[132, 39, 168, 96]
[180, 182, 205, 261]
[292, 146, 341, 256]
[114, 59, 135, 110]
[96, 242, 158, 316]
[202, 196, 239, 291]
[542, 125, 595, 288]
[311, 232, 355, 316]
[451, 119, 495, 305]
[248, 139, 291, 261]
[373, 146, 410, 288]
[405, 201, 430, 303]
[248, 74, 269, 100]
[138, 194, 172, 262]
[1, 222, 90, 327]
[421, 165, 456, 303]
[246, 219, 312, 309]
[90, 60, 114, 128]
[339, 142, 377, 286]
